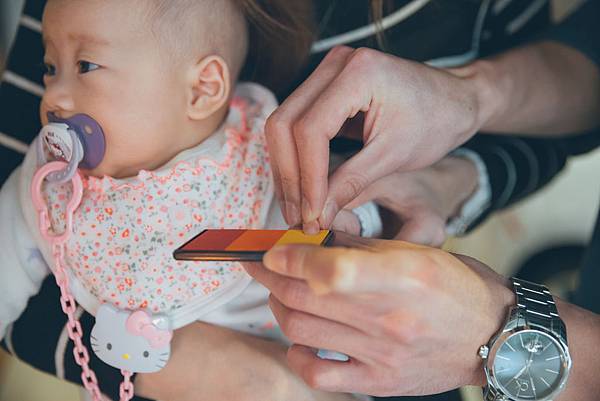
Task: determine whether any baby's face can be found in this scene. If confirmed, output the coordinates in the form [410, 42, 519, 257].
[41, 0, 190, 178]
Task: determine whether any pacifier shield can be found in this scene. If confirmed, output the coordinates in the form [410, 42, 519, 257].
[47, 112, 106, 169]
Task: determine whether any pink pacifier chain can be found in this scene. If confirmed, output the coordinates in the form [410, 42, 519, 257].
[31, 161, 134, 401]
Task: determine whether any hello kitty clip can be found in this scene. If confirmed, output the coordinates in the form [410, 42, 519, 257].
[91, 305, 173, 373]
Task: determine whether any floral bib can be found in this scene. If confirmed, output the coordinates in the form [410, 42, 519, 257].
[38, 84, 276, 327]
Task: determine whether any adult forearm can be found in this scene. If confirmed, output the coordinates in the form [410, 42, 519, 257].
[555, 299, 600, 400]
[468, 41, 600, 136]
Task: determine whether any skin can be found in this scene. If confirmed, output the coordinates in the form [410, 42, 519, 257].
[135, 321, 356, 401]
[265, 43, 600, 233]
[243, 236, 600, 399]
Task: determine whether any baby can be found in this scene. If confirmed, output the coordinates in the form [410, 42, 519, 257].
[0, 0, 379, 398]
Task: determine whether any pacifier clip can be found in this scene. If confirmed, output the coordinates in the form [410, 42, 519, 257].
[31, 115, 173, 401]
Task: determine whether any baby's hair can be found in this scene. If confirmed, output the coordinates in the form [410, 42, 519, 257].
[234, 0, 314, 95]
[145, 0, 247, 83]
[145, 0, 313, 95]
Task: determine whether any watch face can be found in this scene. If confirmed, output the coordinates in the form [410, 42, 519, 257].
[493, 330, 566, 400]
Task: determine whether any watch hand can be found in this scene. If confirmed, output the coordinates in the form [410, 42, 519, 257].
[530, 376, 537, 398]
[512, 364, 529, 382]
[527, 349, 534, 368]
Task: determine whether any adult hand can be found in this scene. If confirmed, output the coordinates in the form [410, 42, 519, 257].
[266, 46, 490, 233]
[344, 155, 479, 246]
[243, 234, 515, 396]
[135, 321, 356, 401]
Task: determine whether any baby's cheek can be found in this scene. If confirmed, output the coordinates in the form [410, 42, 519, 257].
[39, 104, 49, 126]
[86, 101, 180, 177]
[90, 126, 141, 178]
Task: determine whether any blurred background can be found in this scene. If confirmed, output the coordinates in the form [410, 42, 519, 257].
[0, 0, 597, 400]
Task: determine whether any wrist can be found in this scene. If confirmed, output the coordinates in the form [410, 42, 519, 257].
[430, 156, 479, 219]
[453, 59, 508, 134]
[454, 256, 515, 387]
[472, 278, 515, 387]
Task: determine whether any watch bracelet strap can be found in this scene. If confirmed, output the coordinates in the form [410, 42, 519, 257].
[511, 278, 567, 343]
[484, 385, 504, 401]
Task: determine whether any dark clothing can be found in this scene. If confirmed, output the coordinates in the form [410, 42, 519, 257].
[577, 206, 600, 313]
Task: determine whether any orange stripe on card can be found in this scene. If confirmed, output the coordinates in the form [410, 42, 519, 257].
[225, 230, 286, 251]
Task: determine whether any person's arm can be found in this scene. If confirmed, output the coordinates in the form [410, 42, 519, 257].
[243, 235, 600, 399]
[552, 298, 600, 399]
[461, 42, 600, 136]
[471, 0, 600, 136]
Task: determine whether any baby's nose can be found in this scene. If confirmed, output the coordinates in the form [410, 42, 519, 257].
[42, 78, 76, 116]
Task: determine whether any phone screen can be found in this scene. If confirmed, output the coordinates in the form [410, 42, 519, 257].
[173, 229, 334, 261]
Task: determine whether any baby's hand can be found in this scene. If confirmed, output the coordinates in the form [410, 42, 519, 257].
[331, 202, 383, 238]
[330, 209, 361, 236]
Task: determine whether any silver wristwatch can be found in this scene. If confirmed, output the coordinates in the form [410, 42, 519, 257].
[479, 278, 571, 401]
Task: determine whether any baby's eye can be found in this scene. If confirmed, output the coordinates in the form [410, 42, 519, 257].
[43, 63, 56, 76]
[78, 60, 100, 74]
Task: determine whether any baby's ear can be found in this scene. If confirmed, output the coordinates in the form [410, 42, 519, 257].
[186, 55, 230, 120]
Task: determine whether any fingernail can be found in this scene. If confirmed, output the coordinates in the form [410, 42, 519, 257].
[319, 200, 338, 227]
[302, 196, 319, 222]
[303, 220, 320, 235]
[285, 201, 301, 227]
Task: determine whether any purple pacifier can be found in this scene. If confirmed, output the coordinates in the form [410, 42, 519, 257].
[37, 112, 106, 183]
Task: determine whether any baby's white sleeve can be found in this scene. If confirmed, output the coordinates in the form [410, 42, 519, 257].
[0, 167, 51, 340]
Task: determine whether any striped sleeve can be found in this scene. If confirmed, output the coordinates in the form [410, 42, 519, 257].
[462, 130, 600, 231]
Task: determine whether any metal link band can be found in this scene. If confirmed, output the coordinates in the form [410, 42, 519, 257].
[511, 278, 567, 344]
